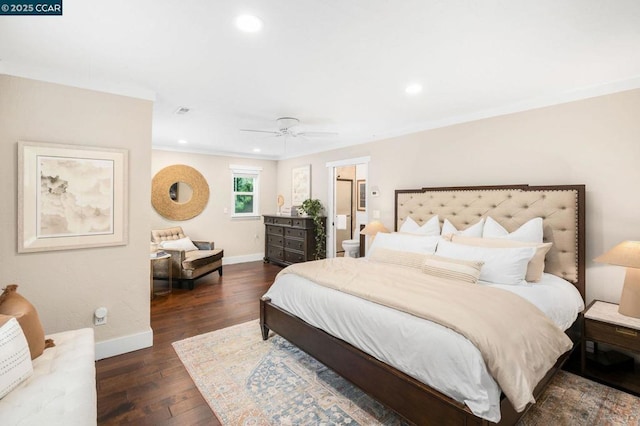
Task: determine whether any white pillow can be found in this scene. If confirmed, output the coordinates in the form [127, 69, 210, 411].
[441, 218, 485, 237]
[482, 216, 543, 243]
[435, 240, 536, 285]
[160, 237, 199, 252]
[368, 233, 439, 257]
[0, 317, 33, 399]
[399, 215, 440, 236]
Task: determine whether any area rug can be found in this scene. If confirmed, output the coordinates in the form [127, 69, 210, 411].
[173, 320, 640, 425]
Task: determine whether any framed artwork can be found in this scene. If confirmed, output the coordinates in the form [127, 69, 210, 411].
[291, 164, 311, 205]
[357, 179, 366, 211]
[18, 141, 128, 253]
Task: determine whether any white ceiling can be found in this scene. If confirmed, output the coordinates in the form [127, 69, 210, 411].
[2, 1, 640, 160]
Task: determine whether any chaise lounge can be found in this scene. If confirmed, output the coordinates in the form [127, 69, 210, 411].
[151, 227, 224, 290]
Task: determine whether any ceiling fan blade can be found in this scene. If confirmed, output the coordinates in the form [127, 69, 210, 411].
[240, 129, 281, 135]
[296, 131, 338, 137]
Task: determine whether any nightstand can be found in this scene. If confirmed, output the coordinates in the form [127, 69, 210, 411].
[582, 300, 640, 395]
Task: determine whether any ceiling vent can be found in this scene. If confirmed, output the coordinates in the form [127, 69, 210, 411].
[174, 106, 190, 115]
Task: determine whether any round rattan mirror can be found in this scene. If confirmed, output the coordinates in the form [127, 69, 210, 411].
[152, 165, 209, 220]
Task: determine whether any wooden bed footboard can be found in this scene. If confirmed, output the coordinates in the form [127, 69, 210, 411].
[260, 296, 574, 426]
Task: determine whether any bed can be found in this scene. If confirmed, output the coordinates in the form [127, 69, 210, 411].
[260, 184, 586, 425]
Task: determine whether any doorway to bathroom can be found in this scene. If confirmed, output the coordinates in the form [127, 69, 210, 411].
[335, 171, 354, 256]
[325, 156, 369, 258]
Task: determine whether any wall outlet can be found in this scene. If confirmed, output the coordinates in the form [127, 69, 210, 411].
[94, 307, 108, 326]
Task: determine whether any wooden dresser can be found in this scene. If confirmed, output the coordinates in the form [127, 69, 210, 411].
[263, 215, 325, 266]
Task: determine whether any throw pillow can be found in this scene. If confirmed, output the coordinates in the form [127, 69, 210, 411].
[482, 216, 543, 243]
[435, 240, 536, 285]
[160, 237, 199, 252]
[368, 248, 428, 269]
[368, 233, 439, 257]
[441, 218, 485, 237]
[422, 255, 484, 284]
[0, 315, 33, 399]
[398, 215, 440, 236]
[451, 235, 552, 282]
[0, 285, 47, 360]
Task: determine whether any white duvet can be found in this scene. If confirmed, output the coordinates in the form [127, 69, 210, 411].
[263, 268, 584, 422]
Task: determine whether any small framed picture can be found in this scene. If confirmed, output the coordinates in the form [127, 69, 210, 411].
[357, 180, 366, 211]
[291, 164, 311, 205]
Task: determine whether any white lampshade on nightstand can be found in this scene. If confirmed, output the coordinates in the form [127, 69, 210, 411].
[360, 220, 390, 245]
[594, 241, 640, 318]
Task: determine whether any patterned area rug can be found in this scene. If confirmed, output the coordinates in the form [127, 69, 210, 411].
[173, 320, 640, 425]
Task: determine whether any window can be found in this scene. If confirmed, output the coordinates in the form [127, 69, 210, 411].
[230, 165, 261, 217]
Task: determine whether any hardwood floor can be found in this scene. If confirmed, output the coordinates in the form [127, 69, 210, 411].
[96, 261, 282, 425]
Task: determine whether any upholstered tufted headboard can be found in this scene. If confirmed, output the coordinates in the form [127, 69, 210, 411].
[395, 185, 585, 299]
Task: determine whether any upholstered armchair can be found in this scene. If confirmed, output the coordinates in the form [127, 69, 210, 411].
[151, 227, 224, 290]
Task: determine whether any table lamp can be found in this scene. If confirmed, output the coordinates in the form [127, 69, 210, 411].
[594, 241, 640, 318]
[360, 220, 390, 245]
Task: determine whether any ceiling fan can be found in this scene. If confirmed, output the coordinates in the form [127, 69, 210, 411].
[240, 117, 338, 139]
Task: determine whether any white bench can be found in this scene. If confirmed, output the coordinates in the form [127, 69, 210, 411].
[0, 328, 96, 425]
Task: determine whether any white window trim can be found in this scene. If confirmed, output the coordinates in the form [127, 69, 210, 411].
[230, 165, 262, 218]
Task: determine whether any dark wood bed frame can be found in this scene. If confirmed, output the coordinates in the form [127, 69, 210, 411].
[260, 184, 586, 425]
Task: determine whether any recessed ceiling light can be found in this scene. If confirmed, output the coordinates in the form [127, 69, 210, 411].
[178, 139, 188, 144]
[405, 83, 423, 95]
[253, 148, 261, 153]
[236, 14, 263, 33]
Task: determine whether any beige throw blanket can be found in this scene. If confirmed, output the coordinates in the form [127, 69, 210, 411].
[279, 257, 573, 412]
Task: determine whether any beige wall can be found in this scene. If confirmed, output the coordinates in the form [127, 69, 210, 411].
[0, 75, 153, 358]
[151, 150, 278, 261]
[277, 89, 640, 305]
[4, 72, 632, 360]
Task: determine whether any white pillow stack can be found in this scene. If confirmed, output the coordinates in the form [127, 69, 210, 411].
[367, 215, 550, 285]
[435, 216, 549, 284]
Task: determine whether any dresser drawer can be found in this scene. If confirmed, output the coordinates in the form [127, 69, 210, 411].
[284, 238, 305, 251]
[292, 218, 313, 229]
[284, 250, 306, 264]
[285, 228, 306, 239]
[585, 319, 640, 352]
[273, 217, 293, 226]
[264, 216, 274, 225]
[267, 234, 284, 247]
[266, 246, 284, 261]
[266, 225, 284, 236]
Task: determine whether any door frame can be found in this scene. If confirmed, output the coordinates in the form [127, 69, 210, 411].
[325, 156, 370, 258]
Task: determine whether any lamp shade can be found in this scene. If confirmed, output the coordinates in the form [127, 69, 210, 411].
[595, 241, 640, 318]
[594, 241, 640, 268]
[360, 220, 390, 236]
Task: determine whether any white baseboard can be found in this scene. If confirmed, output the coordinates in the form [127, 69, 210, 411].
[95, 327, 153, 360]
[222, 252, 264, 265]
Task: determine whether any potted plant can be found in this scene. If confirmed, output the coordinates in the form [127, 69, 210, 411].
[301, 198, 326, 259]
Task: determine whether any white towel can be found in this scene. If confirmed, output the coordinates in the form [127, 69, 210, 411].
[336, 214, 347, 230]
